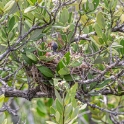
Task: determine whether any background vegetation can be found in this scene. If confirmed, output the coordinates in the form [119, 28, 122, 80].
[0, 0, 124, 124]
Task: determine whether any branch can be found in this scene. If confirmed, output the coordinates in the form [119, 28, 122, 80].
[112, 24, 124, 32]
[79, 59, 121, 84]
[72, 32, 96, 42]
[76, 95, 124, 116]
[0, 22, 52, 61]
[0, 88, 53, 100]
[0, 78, 9, 88]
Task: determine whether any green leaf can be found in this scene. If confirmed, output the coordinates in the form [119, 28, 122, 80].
[94, 56, 103, 64]
[71, 43, 79, 52]
[58, 67, 70, 75]
[24, 20, 32, 30]
[99, 38, 104, 44]
[120, 39, 124, 55]
[93, 0, 99, 10]
[94, 23, 103, 37]
[26, 51, 38, 62]
[8, 16, 15, 32]
[64, 92, 70, 105]
[55, 89, 62, 103]
[97, 12, 105, 29]
[64, 74, 80, 81]
[37, 100, 47, 114]
[30, 0, 37, 4]
[68, 12, 72, 23]
[65, 103, 73, 117]
[111, 42, 123, 49]
[37, 66, 54, 77]
[4, 0, 15, 12]
[56, 99, 63, 114]
[8, 1, 18, 14]
[67, 31, 74, 42]
[59, 8, 69, 24]
[111, 0, 117, 10]
[30, 29, 43, 40]
[24, 6, 36, 13]
[50, 106, 56, 114]
[63, 52, 70, 65]
[26, 0, 34, 5]
[55, 111, 60, 123]
[88, 3, 94, 11]
[39, 56, 55, 62]
[46, 121, 57, 124]
[52, 26, 65, 29]
[96, 79, 110, 88]
[69, 59, 82, 67]
[79, 104, 87, 110]
[68, 115, 78, 124]
[22, 54, 32, 65]
[57, 59, 66, 71]
[0, 94, 5, 108]
[45, 98, 53, 107]
[2, 119, 7, 124]
[71, 106, 79, 119]
[104, 0, 109, 10]
[37, 107, 46, 117]
[70, 83, 78, 95]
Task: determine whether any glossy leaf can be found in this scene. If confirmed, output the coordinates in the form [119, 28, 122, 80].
[55, 89, 62, 103]
[22, 54, 32, 65]
[63, 52, 70, 65]
[65, 103, 73, 117]
[24, 6, 36, 13]
[2, 119, 7, 124]
[4, 0, 15, 12]
[0, 94, 5, 108]
[26, 51, 38, 62]
[26, 0, 34, 5]
[70, 83, 78, 95]
[71, 106, 79, 119]
[111, 42, 123, 48]
[120, 39, 124, 55]
[94, 23, 103, 37]
[93, 0, 99, 9]
[37, 66, 54, 77]
[58, 67, 70, 76]
[69, 59, 82, 67]
[8, 16, 15, 32]
[46, 121, 57, 124]
[37, 100, 47, 113]
[55, 111, 60, 123]
[79, 104, 87, 110]
[64, 92, 70, 105]
[50, 106, 56, 114]
[56, 99, 63, 114]
[97, 12, 105, 29]
[96, 79, 111, 88]
[30, 29, 43, 40]
[59, 8, 69, 24]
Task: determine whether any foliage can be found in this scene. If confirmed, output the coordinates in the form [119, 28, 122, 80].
[0, 0, 124, 123]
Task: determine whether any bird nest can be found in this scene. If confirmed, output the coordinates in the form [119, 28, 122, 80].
[25, 51, 89, 82]
[24, 49, 89, 100]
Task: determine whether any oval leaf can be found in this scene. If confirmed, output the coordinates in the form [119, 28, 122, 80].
[59, 8, 69, 24]
[37, 66, 54, 77]
[4, 0, 15, 12]
[97, 12, 105, 29]
[0, 94, 5, 108]
[8, 16, 15, 32]
[26, 51, 38, 62]
[24, 6, 36, 13]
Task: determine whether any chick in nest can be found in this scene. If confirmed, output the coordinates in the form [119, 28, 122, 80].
[48, 41, 58, 53]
